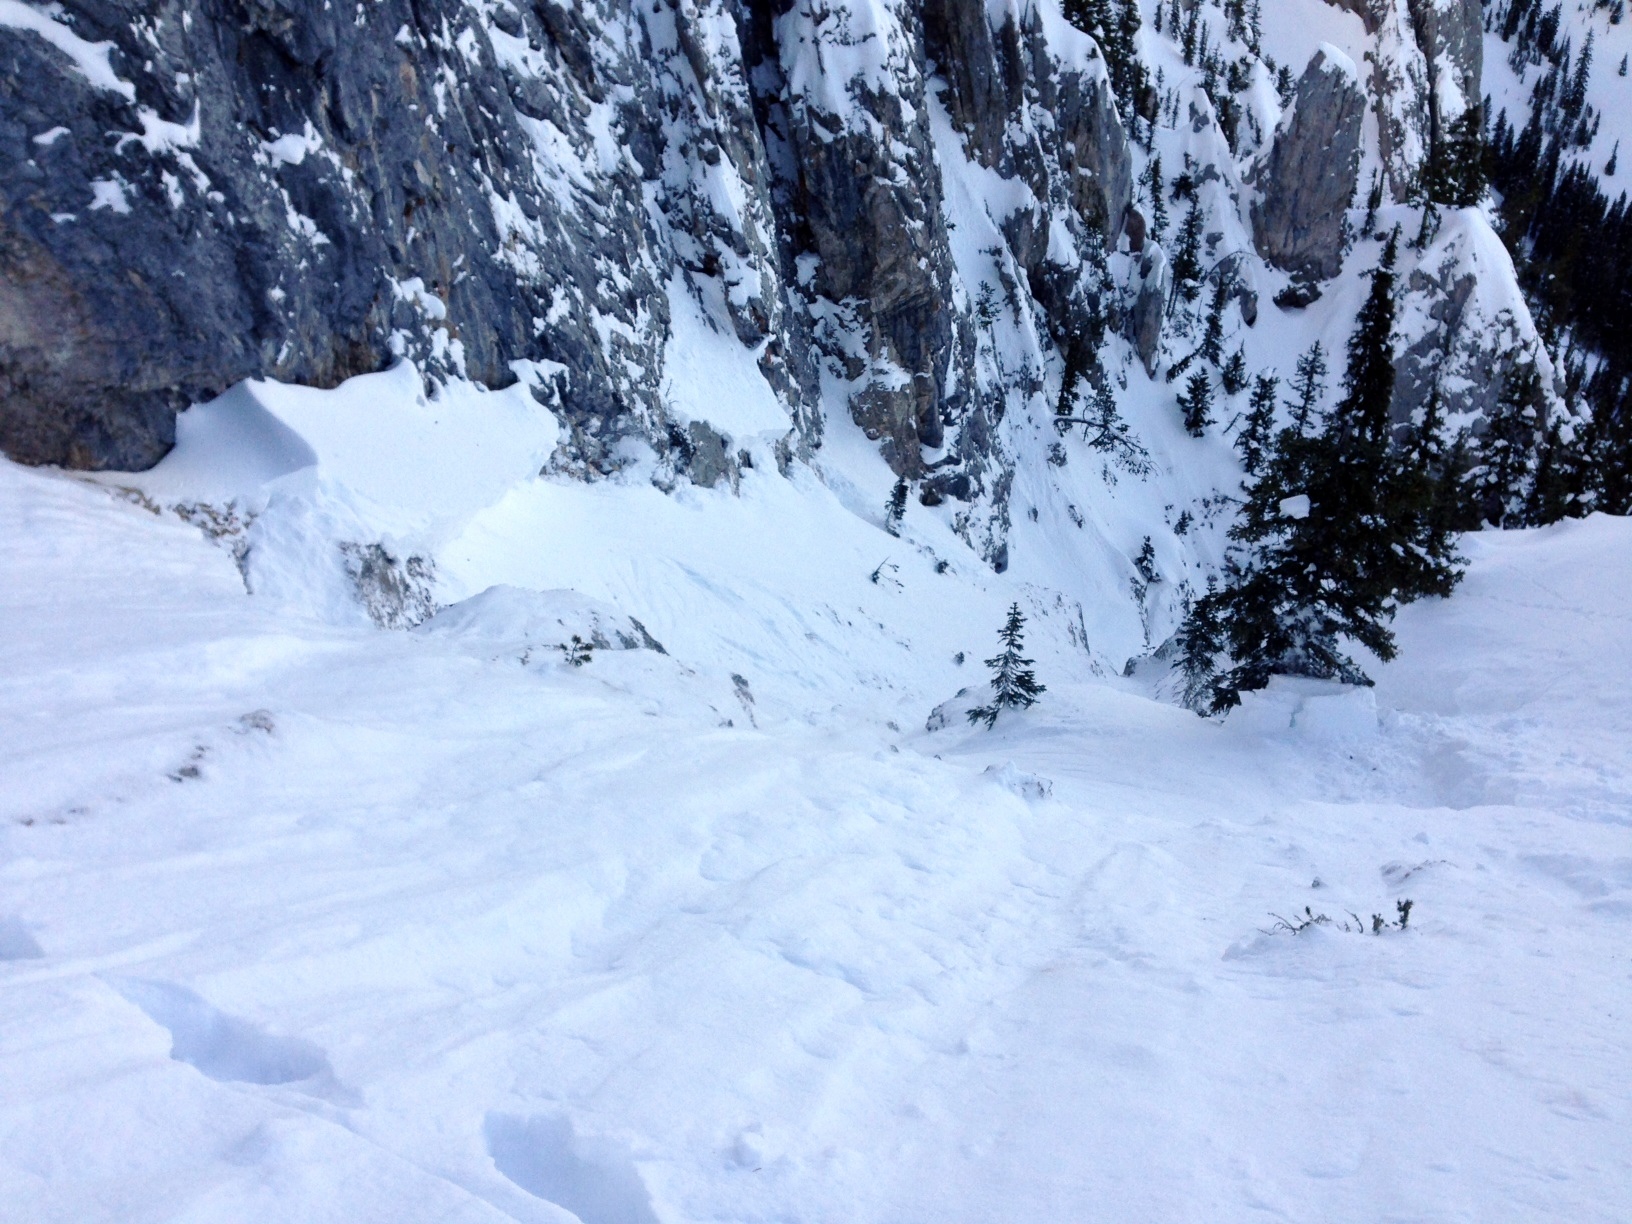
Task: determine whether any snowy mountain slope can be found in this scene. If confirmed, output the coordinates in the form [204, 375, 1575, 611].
[4, 0, 1565, 582]
[1484, 0, 1632, 182]
[4, 436, 1631, 1221]
[3, 4, 1630, 1217]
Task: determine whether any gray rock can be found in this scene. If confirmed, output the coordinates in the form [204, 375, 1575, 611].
[1251, 48, 1366, 282]
[0, 0, 1137, 573]
[1406, 0, 1483, 166]
[1124, 244, 1171, 376]
[0, 0, 807, 473]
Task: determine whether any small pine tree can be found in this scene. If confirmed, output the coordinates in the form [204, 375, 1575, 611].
[967, 603, 1046, 728]
[1362, 172, 1382, 238]
[1388, 389, 1469, 598]
[1058, 377, 1153, 474]
[1427, 105, 1486, 207]
[1287, 340, 1328, 432]
[1179, 370, 1214, 436]
[1146, 154, 1169, 239]
[885, 477, 909, 536]
[1238, 373, 1278, 473]
[1175, 586, 1225, 714]
[1472, 359, 1545, 526]
[561, 635, 593, 667]
[1221, 347, 1249, 396]
[1170, 199, 1204, 303]
[1201, 273, 1229, 364]
[1181, 0, 1200, 65]
[1525, 415, 1593, 524]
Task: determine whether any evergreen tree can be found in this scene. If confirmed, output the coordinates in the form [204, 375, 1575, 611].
[1388, 389, 1471, 595]
[967, 604, 1046, 728]
[1179, 370, 1214, 436]
[1056, 377, 1153, 474]
[1201, 273, 1229, 364]
[1175, 586, 1225, 714]
[1362, 172, 1383, 238]
[884, 476, 909, 536]
[1472, 358, 1546, 526]
[1427, 104, 1487, 206]
[1221, 346, 1248, 396]
[1207, 234, 1462, 705]
[1063, 0, 1144, 122]
[1145, 154, 1169, 239]
[1238, 373, 1278, 473]
[1170, 199, 1204, 303]
[1286, 341, 1328, 432]
[1523, 415, 1587, 523]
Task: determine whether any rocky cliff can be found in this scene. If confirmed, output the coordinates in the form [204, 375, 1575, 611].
[0, 0, 1564, 575]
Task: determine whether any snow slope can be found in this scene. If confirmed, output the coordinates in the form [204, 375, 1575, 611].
[3, 425, 1630, 1221]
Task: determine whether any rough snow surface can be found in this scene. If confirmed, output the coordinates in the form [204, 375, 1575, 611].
[3, 430, 1630, 1219]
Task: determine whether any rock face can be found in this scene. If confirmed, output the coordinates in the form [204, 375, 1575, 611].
[1321, 0, 1481, 196]
[1251, 47, 1366, 283]
[1123, 244, 1170, 376]
[1390, 209, 1561, 434]
[0, 0, 704, 471]
[0, 0, 1131, 567]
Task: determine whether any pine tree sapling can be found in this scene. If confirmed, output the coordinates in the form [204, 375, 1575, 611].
[1287, 341, 1328, 432]
[968, 603, 1046, 728]
[1238, 373, 1279, 473]
[1221, 347, 1249, 396]
[885, 477, 909, 536]
[1179, 370, 1214, 436]
[1202, 273, 1229, 365]
[1170, 199, 1204, 305]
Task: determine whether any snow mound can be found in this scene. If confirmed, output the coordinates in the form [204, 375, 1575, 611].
[925, 684, 991, 732]
[484, 1112, 659, 1224]
[0, 915, 43, 961]
[1231, 676, 1379, 740]
[419, 585, 666, 657]
[983, 761, 1054, 801]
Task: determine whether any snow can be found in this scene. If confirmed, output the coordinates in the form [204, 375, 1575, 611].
[661, 273, 790, 441]
[1279, 492, 1312, 519]
[3, 1, 1630, 1217]
[4, 378, 1632, 1219]
[0, 0, 137, 100]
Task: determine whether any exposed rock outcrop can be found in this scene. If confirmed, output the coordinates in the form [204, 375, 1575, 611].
[1250, 47, 1366, 283]
[1322, 0, 1481, 196]
[0, 0, 1137, 571]
[1391, 209, 1561, 433]
[1124, 244, 1170, 376]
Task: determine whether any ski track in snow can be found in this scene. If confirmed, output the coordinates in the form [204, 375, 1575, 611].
[1, 455, 1630, 1222]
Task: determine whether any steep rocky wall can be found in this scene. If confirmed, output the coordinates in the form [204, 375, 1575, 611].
[1, 0, 1132, 568]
